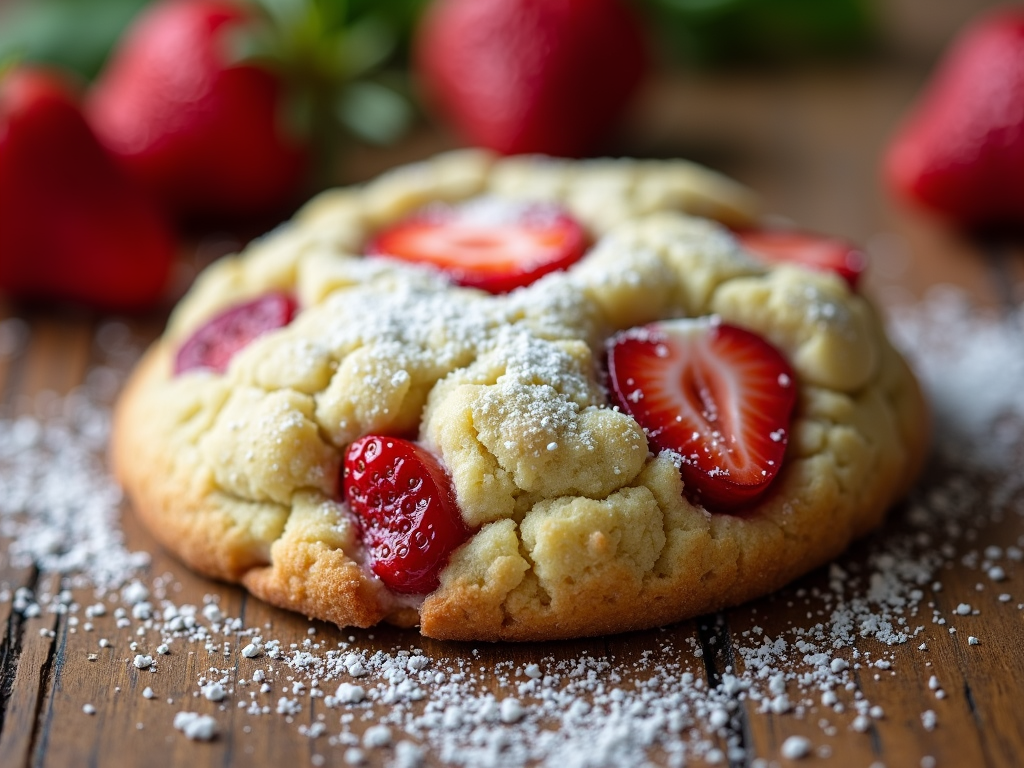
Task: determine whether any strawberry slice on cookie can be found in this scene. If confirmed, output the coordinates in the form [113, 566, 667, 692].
[174, 292, 297, 375]
[736, 229, 866, 288]
[344, 436, 470, 594]
[366, 199, 588, 294]
[606, 318, 797, 511]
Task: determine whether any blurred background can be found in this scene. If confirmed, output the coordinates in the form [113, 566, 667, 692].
[1, 0, 991, 83]
[0, 0, 1013, 311]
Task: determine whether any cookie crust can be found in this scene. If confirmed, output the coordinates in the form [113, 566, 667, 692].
[112, 150, 928, 641]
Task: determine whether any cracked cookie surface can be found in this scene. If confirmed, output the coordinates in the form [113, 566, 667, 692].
[112, 150, 928, 640]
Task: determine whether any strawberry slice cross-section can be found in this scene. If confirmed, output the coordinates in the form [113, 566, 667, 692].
[736, 229, 866, 289]
[366, 198, 588, 294]
[344, 436, 470, 594]
[606, 318, 797, 511]
[173, 292, 297, 375]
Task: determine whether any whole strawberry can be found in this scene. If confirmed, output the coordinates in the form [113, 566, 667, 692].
[88, 0, 307, 221]
[0, 67, 175, 310]
[415, 0, 649, 157]
[884, 9, 1024, 229]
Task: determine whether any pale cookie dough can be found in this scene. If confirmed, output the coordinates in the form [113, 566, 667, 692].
[112, 150, 928, 641]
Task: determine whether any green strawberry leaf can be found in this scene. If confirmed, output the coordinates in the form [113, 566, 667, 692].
[220, 0, 427, 190]
[240, 0, 423, 145]
[337, 81, 413, 145]
[0, 0, 151, 79]
[342, 16, 397, 78]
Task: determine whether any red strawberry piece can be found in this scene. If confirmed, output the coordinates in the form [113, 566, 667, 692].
[344, 436, 470, 594]
[883, 8, 1024, 229]
[415, 0, 649, 157]
[174, 292, 297, 375]
[0, 67, 175, 311]
[366, 199, 589, 293]
[736, 229, 865, 288]
[87, 0, 306, 221]
[606, 318, 797, 511]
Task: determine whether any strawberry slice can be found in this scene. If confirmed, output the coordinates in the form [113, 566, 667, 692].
[606, 318, 797, 511]
[366, 199, 588, 294]
[736, 229, 865, 288]
[173, 292, 297, 375]
[344, 436, 470, 594]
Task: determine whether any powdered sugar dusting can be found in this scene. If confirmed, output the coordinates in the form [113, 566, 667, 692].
[0, 392, 149, 591]
[418, 197, 565, 230]
[889, 286, 1024, 465]
[3, 289, 1024, 764]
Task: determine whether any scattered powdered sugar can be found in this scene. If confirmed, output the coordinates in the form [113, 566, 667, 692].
[889, 287, 1024, 465]
[0, 385, 149, 592]
[780, 735, 812, 759]
[173, 712, 219, 741]
[3, 289, 1024, 765]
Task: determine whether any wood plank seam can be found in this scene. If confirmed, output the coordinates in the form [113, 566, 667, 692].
[32, 619, 70, 768]
[937, 587, 998, 768]
[0, 573, 60, 768]
[851, 665, 885, 759]
[697, 612, 750, 765]
[28, 615, 61, 768]
[959, 679, 999, 768]
[718, 620, 757, 767]
[0, 566, 39, 743]
[0, 311, 30, 753]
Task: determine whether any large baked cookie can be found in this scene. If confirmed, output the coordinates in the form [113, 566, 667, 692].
[112, 150, 928, 641]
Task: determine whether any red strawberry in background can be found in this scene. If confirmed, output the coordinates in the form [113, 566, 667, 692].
[884, 8, 1024, 230]
[367, 199, 589, 293]
[0, 67, 175, 310]
[606, 318, 797, 511]
[88, 0, 306, 221]
[415, 0, 649, 157]
[344, 436, 470, 594]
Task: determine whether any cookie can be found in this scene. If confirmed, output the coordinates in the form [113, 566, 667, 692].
[112, 150, 928, 641]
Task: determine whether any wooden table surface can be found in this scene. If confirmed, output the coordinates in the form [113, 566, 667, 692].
[4, 7, 1024, 767]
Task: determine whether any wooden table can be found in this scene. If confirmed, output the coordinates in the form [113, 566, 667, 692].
[4, 16, 1024, 768]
